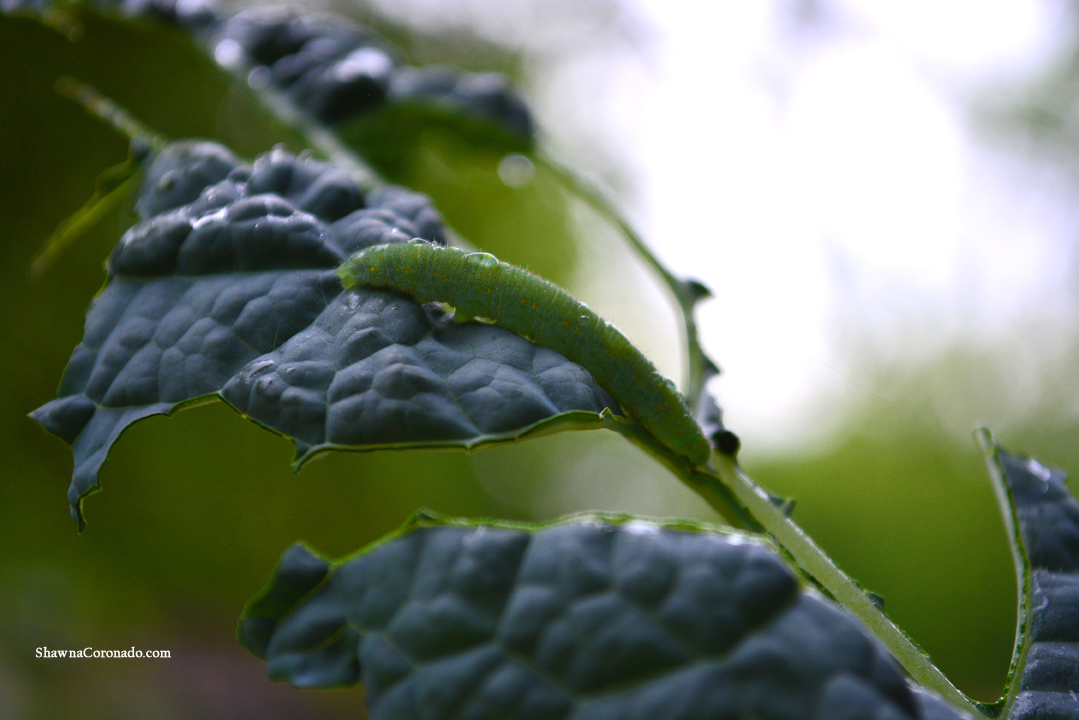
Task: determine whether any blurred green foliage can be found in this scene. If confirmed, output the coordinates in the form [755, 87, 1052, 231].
[2, 4, 1075, 717]
[747, 422, 1013, 700]
[743, 350, 1079, 700]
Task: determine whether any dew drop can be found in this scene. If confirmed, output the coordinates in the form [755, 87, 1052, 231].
[248, 66, 271, 90]
[241, 358, 277, 383]
[1027, 458, 1053, 484]
[464, 252, 499, 268]
[333, 48, 393, 83]
[622, 520, 660, 536]
[498, 153, 534, 188]
[213, 39, 244, 69]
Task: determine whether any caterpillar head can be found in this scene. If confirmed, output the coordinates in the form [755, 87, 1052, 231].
[339, 238, 435, 289]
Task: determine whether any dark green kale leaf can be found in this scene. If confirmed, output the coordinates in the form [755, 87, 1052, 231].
[31, 140, 616, 528]
[240, 513, 968, 720]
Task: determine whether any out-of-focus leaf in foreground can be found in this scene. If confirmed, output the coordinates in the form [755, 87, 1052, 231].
[980, 433, 1079, 719]
[31, 140, 618, 528]
[214, 7, 533, 146]
[1, 0, 536, 154]
[240, 511, 968, 720]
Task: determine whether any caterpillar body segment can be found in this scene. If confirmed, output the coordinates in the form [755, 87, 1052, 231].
[338, 241, 712, 466]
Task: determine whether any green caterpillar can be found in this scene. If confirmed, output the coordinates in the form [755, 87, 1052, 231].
[338, 241, 712, 466]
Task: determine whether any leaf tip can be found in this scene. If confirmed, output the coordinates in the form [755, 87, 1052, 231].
[682, 277, 713, 303]
[973, 426, 995, 454]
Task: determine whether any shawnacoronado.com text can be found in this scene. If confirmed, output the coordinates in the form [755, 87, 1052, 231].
[36, 647, 170, 659]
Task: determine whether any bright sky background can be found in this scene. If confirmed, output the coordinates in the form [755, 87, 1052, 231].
[604, 0, 1079, 452]
[369, 0, 1079, 454]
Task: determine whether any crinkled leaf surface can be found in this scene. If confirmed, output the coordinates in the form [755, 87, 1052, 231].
[31, 140, 618, 527]
[240, 512, 968, 720]
[983, 439, 1079, 719]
